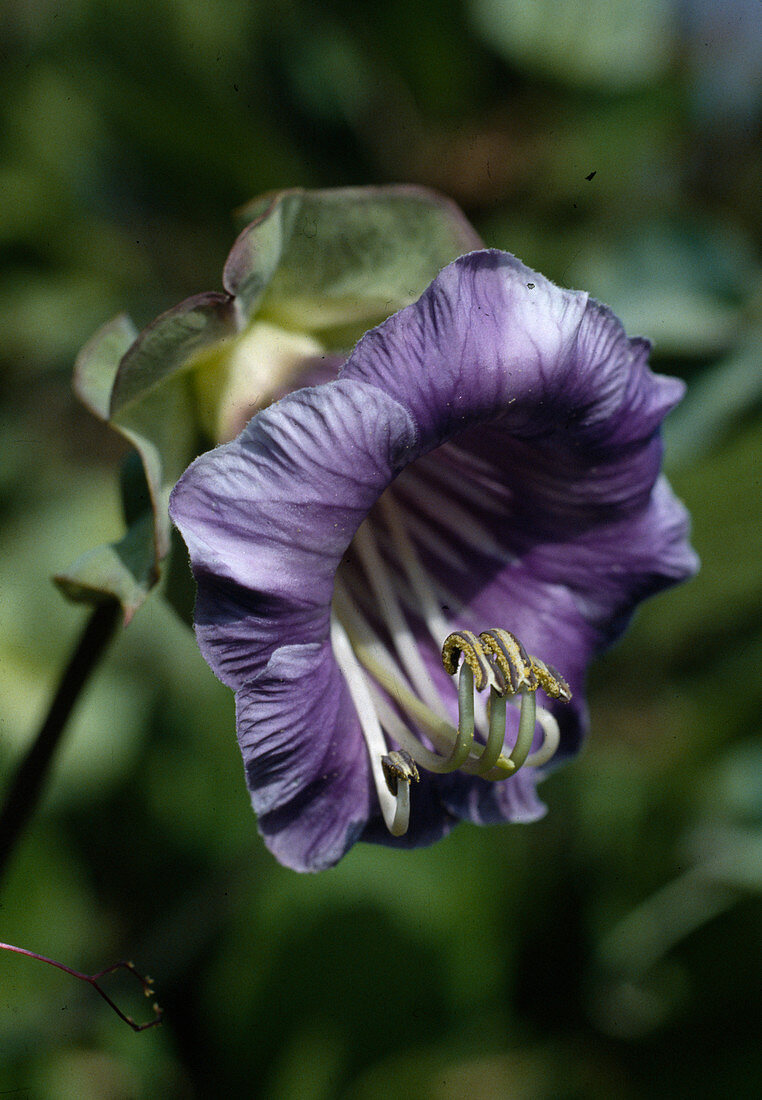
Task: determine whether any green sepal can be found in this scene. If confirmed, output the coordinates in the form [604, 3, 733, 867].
[73, 313, 138, 419]
[54, 511, 157, 625]
[109, 293, 236, 416]
[56, 313, 197, 620]
[58, 186, 482, 623]
[229, 185, 483, 344]
[119, 448, 152, 529]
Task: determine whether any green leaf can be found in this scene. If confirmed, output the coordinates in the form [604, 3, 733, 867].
[59, 186, 481, 621]
[113, 377, 196, 560]
[468, 0, 672, 89]
[568, 222, 748, 358]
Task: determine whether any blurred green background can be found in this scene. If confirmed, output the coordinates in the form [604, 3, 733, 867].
[1, 0, 761, 1096]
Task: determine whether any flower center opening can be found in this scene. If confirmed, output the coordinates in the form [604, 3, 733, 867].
[331, 492, 572, 838]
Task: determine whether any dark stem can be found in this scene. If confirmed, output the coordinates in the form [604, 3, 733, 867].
[0, 599, 120, 882]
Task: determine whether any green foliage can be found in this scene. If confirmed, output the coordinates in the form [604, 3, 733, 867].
[469, 0, 674, 89]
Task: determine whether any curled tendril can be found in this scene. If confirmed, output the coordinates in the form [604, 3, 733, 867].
[0, 941, 163, 1032]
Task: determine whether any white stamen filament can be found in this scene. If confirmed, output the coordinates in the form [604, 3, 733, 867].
[352, 521, 448, 719]
[330, 497, 569, 837]
[367, 680, 472, 774]
[329, 614, 410, 836]
[398, 470, 515, 562]
[429, 441, 499, 481]
[333, 577, 457, 754]
[396, 510, 469, 571]
[378, 494, 452, 648]
[334, 578, 513, 775]
[525, 704, 560, 768]
[372, 566, 489, 739]
[404, 453, 513, 525]
[375, 498, 496, 739]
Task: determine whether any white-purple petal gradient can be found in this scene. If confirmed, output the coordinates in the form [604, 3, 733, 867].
[170, 249, 698, 871]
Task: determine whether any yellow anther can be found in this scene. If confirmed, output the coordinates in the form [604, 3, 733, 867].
[530, 657, 572, 702]
[441, 630, 495, 692]
[478, 628, 536, 696]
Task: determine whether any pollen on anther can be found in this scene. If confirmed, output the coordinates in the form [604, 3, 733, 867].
[530, 657, 572, 702]
[441, 630, 493, 692]
[382, 749, 420, 795]
[479, 629, 536, 695]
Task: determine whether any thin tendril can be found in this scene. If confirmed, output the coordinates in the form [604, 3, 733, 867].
[0, 942, 162, 1032]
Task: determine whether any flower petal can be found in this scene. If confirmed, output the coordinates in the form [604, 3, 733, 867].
[442, 766, 548, 826]
[236, 643, 372, 872]
[172, 248, 697, 861]
[343, 250, 684, 469]
[170, 378, 417, 688]
[237, 641, 455, 868]
[340, 248, 697, 666]
[336, 250, 696, 823]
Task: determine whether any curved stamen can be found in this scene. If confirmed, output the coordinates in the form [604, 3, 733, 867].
[466, 689, 511, 777]
[507, 690, 537, 771]
[367, 684, 471, 773]
[441, 630, 518, 778]
[530, 657, 572, 702]
[381, 749, 419, 834]
[334, 579, 463, 755]
[479, 629, 536, 695]
[389, 783, 411, 835]
[441, 627, 571, 780]
[334, 576, 572, 836]
[525, 704, 561, 768]
[330, 614, 410, 836]
[382, 750, 419, 793]
[368, 684, 472, 773]
[335, 579, 495, 779]
[442, 631, 500, 693]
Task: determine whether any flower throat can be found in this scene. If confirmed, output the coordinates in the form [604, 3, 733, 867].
[331, 493, 572, 838]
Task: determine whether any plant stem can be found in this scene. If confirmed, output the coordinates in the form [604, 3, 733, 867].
[0, 599, 120, 882]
